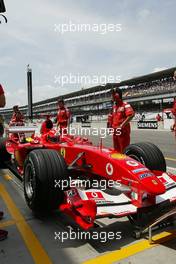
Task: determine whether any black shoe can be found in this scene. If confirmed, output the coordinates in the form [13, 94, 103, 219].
[0, 230, 8, 241]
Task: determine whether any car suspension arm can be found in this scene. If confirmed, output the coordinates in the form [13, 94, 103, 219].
[68, 152, 92, 170]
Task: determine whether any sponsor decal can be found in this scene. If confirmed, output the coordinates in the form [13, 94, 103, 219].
[139, 172, 154, 179]
[159, 173, 176, 189]
[118, 107, 125, 112]
[131, 192, 138, 200]
[132, 168, 149, 174]
[86, 191, 104, 200]
[137, 121, 158, 129]
[60, 148, 66, 158]
[152, 180, 158, 185]
[26, 137, 33, 143]
[122, 177, 139, 184]
[106, 163, 114, 175]
[111, 153, 127, 160]
[126, 160, 139, 167]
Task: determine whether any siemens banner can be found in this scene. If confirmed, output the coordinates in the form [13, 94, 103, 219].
[137, 121, 158, 129]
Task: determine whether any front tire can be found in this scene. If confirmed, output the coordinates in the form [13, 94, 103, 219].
[24, 149, 69, 213]
[124, 142, 166, 172]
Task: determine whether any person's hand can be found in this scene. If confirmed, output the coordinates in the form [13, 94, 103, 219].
[119, 124, 123, 130]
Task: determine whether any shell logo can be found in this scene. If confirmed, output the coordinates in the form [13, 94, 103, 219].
[111, 153, 126, 160]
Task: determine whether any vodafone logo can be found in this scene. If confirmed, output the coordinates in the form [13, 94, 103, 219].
[106, 163, 114, 176]
[86, 192, 104, 199]
[91, 192, 98, 198]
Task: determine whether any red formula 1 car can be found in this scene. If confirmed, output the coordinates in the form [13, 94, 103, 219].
[1, 127, 176, 233]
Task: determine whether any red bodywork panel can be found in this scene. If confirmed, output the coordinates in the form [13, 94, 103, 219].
[5, 129, 176, 229]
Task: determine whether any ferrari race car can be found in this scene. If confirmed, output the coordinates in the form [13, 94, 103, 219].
[0, 126, 176, 233]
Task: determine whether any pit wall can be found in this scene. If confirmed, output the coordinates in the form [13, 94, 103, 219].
[70, 120, 168, 130]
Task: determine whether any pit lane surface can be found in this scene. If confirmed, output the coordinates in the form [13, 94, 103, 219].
[0, 130, 176, 264]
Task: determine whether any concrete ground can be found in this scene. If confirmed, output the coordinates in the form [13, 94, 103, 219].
[0, 130, 176, 264]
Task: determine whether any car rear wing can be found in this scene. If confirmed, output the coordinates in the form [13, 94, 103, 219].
[6, 126, 37, 138]
[7, 127, 37, 134]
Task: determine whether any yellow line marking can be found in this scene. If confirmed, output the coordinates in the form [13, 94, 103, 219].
[165, 157, 176, 162]
[0, 184, 52, 264]
[83, 230, 176, 264]
[0, 219, 16, 228]
[3, 174, 12, 181]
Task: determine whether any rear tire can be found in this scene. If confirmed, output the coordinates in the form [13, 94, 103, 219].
[124, 142, 166, 172]
[24, 149, 69, 213]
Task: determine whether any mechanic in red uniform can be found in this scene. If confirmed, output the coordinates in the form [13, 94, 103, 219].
[57, 99, 70, 135]
[171, 97, 176, 133]
[9, 105, 24, 126]
[111, 88, 135, 152]
[0, 84, 8, 240]
[156, 113, 162, 122]
[40, 115, 53, 134]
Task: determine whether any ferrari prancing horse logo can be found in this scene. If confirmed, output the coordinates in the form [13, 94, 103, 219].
[60, 148, 66, 158]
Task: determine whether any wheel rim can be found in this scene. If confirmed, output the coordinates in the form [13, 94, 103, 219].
[24, 164, 35, 199]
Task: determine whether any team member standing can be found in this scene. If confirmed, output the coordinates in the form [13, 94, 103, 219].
[171, 97, 176, 134]
[110, 88, 135, 152]
[9, 105, 24, 126]
[57, 99, 70, 135]
[0, 84, 8, 240]
[156, 113, 162, 122]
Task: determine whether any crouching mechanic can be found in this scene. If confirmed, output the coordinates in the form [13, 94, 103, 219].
[57, 99, 71, 136]
[110, 88, 135, 153]
[0, 84, 8, 240]
[40, 115, 53, 134]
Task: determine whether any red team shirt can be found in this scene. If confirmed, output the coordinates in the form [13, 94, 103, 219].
[112, 102, 135, 130]
[111, 101, 134, 152]
[10, 112, 24, 123]
[57, 107, 70, 128]
[172, 99, 176, 117]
